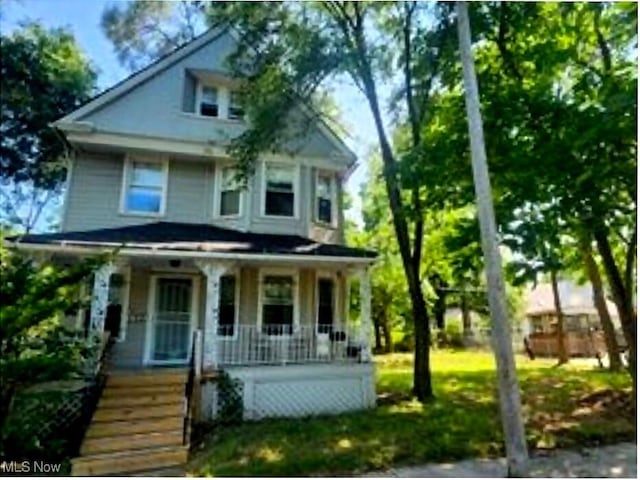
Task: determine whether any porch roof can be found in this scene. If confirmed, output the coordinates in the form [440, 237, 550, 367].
[8, 221, 376, 262]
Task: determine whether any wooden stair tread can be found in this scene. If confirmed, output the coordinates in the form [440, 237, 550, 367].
[80, 430, 183, 455]
[71, 445, 188, 476]
[101, 384, 185, 397]
[86, 416, 184, 438]
[99, 392, 183, 408]
[92, 402, 184, 422]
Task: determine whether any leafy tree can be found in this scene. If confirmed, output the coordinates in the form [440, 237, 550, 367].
[101, 0, 204, 71]
[0, 23, 96, 232]
[409, 1, 636, 387]
[204, 0, 467, 401]
[0, 246, 104, 447]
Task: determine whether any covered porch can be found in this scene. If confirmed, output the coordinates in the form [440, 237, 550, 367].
[11, 222, 376, 372]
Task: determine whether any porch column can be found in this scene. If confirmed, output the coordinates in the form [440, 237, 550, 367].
[358, 267, 372, 362]
[90, 262, 116, 334]
[196, 261, 229, 370]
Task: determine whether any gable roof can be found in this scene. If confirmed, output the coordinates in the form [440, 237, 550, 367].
[55, 28, 356, 163]
[8, 221, 376, 260]
[55, 27, 228, 125]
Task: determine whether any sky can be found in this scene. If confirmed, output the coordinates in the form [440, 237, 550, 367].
[1, 0, 388, 225]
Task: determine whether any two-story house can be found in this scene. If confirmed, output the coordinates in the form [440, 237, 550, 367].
[10, 27, 376, 475]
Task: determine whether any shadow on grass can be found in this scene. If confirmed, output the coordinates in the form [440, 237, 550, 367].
[188, 356, 635, 477]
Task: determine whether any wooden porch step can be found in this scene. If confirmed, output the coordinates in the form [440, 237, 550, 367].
[101, 383, 185, 398]
[71, 445, 188, 476]
[106, 369, 187, 388]
[99, 391, 183, 408]
[80, 430, 183, 455]
[92, 402, 184, 423]
[86, 416, 184, 439]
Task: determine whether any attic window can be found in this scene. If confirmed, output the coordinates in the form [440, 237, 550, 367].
[199, 85, 219, 117]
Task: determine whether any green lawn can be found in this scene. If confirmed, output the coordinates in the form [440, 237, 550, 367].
[188, 351, 634, 477]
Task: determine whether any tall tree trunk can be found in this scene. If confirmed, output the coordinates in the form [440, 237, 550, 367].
[347, 14, 433, 400]
[550, 271, 569, 364]
[593, 223, 636, 400]
[373, 317, 383, 353]
[456, 2, 529, 475]
[382, 320, 393, 353]
[461, 292, 474, 345]
[582, 240, 622, 371]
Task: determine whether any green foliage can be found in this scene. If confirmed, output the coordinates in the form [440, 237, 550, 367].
[0, 22, 96, 231]
[101, 0, 203, 71]
[0, 246, 105, 455]
[215, 371, 244, 426]
[0, 22, 96, 189]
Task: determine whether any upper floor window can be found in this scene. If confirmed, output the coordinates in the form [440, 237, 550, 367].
[193, 78, 243, 121]
[219, 166, 241, 217]
[122, 159, 167, 215]
[264, 163, 297, 217]
[228, 91, 245, 120]
[199, 85, 219, 117]
[316, 171, 335, 225]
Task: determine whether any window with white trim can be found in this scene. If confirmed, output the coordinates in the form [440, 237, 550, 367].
[316, 172, 334, 224]
[123, 160, 166, 214]
[199, 85, 219, 117]
[261, 274, 295, 335]
[316, 277, 334, 335]
[219, 166, 241, 216]
[264, 164, 296, 217]
[218, 275, 237, 337]
[228, 90, 245, 120]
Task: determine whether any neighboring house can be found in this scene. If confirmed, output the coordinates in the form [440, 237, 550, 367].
[524, 280, 621, 357]
[8, 28, 376, 475]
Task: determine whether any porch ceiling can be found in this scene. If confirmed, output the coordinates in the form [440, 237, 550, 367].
[7, 221, 376, 264]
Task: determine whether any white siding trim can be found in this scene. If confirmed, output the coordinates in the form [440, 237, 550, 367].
[115, 264, 131, 342]
[60, 152, 75, 231]
[65, 131, 353, 169]
[10, 242, 376, 265]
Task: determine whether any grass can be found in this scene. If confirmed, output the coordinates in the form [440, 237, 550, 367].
[188, 350, 634, 477]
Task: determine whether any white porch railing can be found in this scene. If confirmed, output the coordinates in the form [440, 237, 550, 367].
[215, 324, 365, 366]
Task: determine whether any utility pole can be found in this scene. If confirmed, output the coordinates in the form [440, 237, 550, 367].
[455, 2, 529, 476]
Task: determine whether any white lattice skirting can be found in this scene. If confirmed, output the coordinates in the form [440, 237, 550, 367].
[203, 363, 376, 421]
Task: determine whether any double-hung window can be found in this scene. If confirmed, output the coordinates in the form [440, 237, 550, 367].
[123, 160, 167, 215]
[261, 274, 295, 335]
[199, 85, 219, 117]
[316, 172, 334, 224]
[264, 164, 296, 217]
[218, 275, 237, 337]
[219, 166, 241, 216]
[316, 277, 335, 335]
[228, 90, 245, 120]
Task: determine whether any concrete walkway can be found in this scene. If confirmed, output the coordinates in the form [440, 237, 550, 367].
[370, 442, 637, 478]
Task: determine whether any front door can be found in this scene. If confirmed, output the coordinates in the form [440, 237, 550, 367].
[151, 277, 195, 364]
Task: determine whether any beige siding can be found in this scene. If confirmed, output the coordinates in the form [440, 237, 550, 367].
[111, 268, 149, 368]
[64, 154, 213, 232]
[109, 265, 347, 367]
[63, 154, 344, 239]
